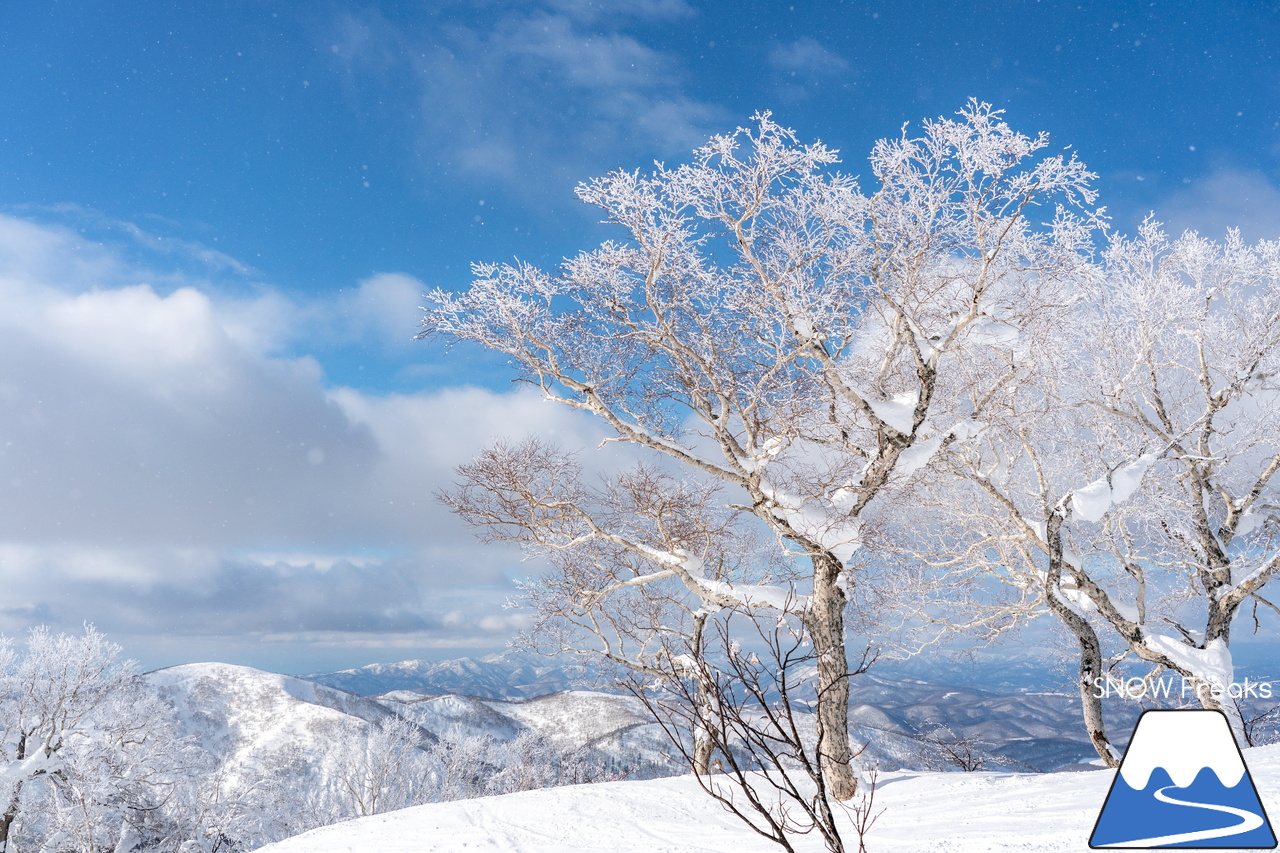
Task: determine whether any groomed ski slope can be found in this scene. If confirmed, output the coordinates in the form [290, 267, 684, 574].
[255, 742, 1280, 852]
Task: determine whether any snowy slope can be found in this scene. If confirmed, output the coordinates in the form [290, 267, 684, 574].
[383, 689, 680, 779]
[145, 662, 420, 785]
[393, 693, 527, 742]
[485, 691, 652, 747]
[145, 664, 680, 790]
[253, 743, 1280, 853]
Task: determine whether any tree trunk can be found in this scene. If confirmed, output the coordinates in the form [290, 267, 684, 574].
[1180, 555, 1248, 741]
[689, 611, 715, 776]
[0, 806, 15, 853]
[1070, 624, 1119, 767]
[0, 774, 23, 853]
[807, 551, 857, 801]
[692, 730, 714, 775]
[1049, 607, 1119, 766]
[1045, 509, 1119, 767]
[0, 731, 29, 853]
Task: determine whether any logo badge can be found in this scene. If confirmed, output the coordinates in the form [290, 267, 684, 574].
[1090, 709, 1276, 848]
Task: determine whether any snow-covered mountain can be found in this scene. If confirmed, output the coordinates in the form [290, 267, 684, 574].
[387, 692, 527, 742]
[145, 662, 427, 792]
[301, 657, 1111, 772]
[302, 654, 596, 699]
[384, 688, 679, 779]
[844, 672, 1137, 771]
[144, 662, 680, 791]
[146, 657, 1116, 810]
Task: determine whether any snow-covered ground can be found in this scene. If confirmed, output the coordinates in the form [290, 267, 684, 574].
[255, 743, 1280, 852]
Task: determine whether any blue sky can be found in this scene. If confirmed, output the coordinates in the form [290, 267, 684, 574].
[0, 0, 1277, 673]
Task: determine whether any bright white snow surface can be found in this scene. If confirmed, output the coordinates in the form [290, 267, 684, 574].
[253, 742, 1280, 852]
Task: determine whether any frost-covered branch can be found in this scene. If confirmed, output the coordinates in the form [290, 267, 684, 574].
[426, 102, 1105, 800]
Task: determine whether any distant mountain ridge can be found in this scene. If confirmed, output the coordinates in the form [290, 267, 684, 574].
[299, 647, 1117, 701]
[298, 654, 1112, 771]
[300, 653, 599, 699]
[299, 650, 1075, 699]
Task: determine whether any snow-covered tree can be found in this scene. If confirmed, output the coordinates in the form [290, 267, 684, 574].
[483, 730, 621, 795]
[443, 439, 792, 774]
[334, 715, 433, 818]
[0, 625, 208, 853]
[887, 222, 1280, 754]
[426, 732, 495, 802]
[425, 101, 1102, 799]
[0, 625, 128, 851]
[886, 366, 1130, 765]
[1067, 223, 1280, 735]
[33, 685, 211, 852]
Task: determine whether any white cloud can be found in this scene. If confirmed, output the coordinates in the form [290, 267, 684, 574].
[329, 4, 726, 193]
[542, 0, 694, 23]
[311, 272, 427, 349]
[0, 213, 618, 668]
[768, 37, 850, 78]
[0, 214, 139, 294]
[767, 37, 852, 101]
[1154, 168, 1280, 243]
[0, 276, 369, 547]
[4, 204, 262, 286]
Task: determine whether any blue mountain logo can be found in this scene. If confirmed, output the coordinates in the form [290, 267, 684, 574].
[1090, 709, 1276, 848]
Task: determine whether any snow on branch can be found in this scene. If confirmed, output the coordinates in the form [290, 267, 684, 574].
[1069, 453, 1159, 523]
